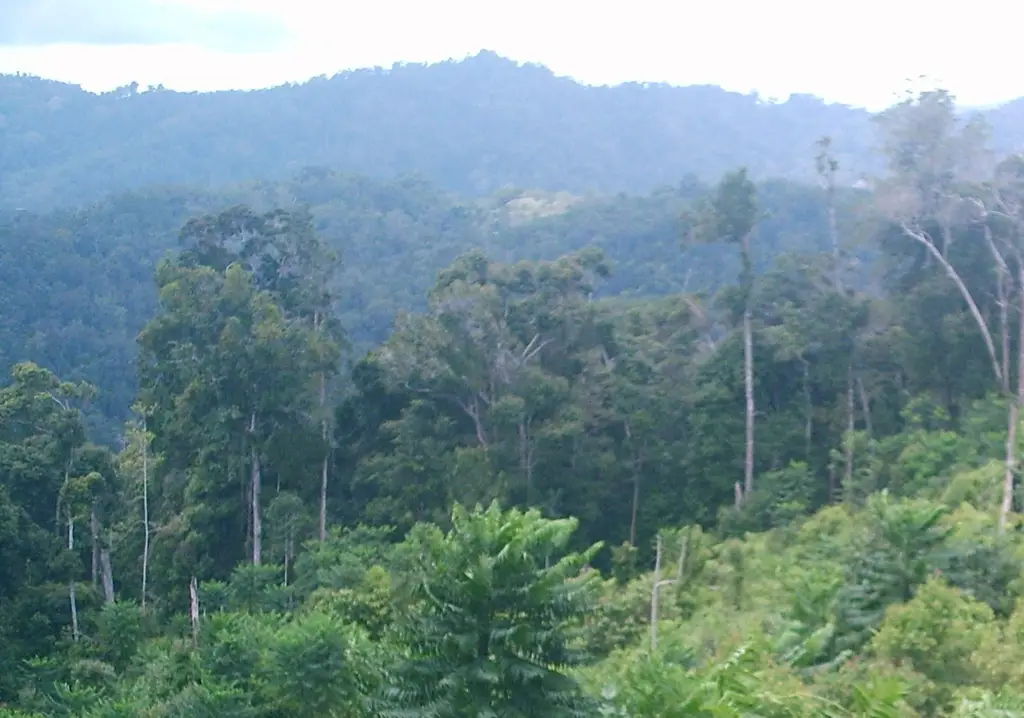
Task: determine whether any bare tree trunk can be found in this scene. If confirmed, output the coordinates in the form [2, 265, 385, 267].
[250, 412, 262, 566]
[189, 576, 200, 647]
[284, 537, 291, 587]
[1000, 270, 1011, 392]
[68, 514, 79, 641]
[842, 365, 856, 491]
[743, 308, 755, 498]
[100, 546, 115, 604]
[518, 419, 535, 505]
[856, 376, 873, 440]
[901, 222, 1003, 387]
[1000, 268, 1024, 531]
[319, 372, 329, 542]
[91, 506, 99, 587]
[630, 468, 641, 547]
[650, 533, 663, 652]
[625, 421, 640, 546]
[141, 417, 150, 611]
[801, 357, 813, 461]
[817, 137, 843, 292]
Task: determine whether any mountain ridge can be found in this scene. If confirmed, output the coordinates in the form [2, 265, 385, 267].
[0, 51, 885, 210]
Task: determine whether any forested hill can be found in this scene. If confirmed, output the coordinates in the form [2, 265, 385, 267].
[0, 170, 861, 443]
[8, 79, 1024, 717]
[0, 51, 881, 209]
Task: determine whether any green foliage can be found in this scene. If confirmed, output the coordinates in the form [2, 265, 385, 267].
[383, 501, 601, 717]
[0, 53, 885, 213]
[11, 82, 1024, 716]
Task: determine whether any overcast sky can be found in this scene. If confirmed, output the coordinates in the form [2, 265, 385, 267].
[0, 0, 1016, 110]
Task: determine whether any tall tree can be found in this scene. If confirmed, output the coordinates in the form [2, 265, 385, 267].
[874, 90, 1019, 526]
[689, 168, 760, 502]
[138, 207, 339, 590]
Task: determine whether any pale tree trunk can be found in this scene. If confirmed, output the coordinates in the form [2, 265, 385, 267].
[319, 444, 329, 542]
[316, 307, 331, 542]
[801, 357, 813, 461]
[284, 536, 291, 587]
[189, 576, 200, 647]
[999, 267, 1011, 390]
[630, 470, 641, 546]
[650, 533, 663, 651]
[68, 513, 79, 641]
[628, 445, 646, 547]
[743, 307, 755, 498]
[856, 376, 873, 440]
[518, 419, 536, 505]
[649, 532, 688, 652]
[816, 137, 843, 292]
[625, 421, 640, 546]
[319, 368, 330, 542]
[1001, 267, 1024, 530]
[91, 506, 99, 587]
[901, 222, 1004, 386]
[828, 198, 841, 291]
[985, 225, 1017, 532]
[843, 365, 855, 489]
[141, 418, 150, 611]
[100, 544, 115, 604]
[250, 412, 262, 566]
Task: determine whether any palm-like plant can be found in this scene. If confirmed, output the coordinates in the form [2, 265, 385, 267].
[382, 501, 601, 717]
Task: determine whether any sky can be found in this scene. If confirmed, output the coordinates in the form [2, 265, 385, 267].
[0, 0, 1017, 111]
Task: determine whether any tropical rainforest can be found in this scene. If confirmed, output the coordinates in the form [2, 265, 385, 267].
[3, 54, 1024, 717]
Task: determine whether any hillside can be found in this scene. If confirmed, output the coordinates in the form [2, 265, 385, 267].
[0, 51, 885, 209]
[0, 170, 859, 442]
[4, 70, 1024, 718]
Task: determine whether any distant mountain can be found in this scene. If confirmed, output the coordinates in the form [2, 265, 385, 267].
[0, 51, 888, 210]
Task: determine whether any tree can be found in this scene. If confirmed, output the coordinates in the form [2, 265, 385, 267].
[874, 89, 1024, 528]
[384, 501, 601, 717]
[138, 213, 338, 592]
[688, 168, 760, 502]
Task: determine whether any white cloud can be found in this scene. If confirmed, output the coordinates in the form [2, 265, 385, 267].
[0, 0, 1016, 110]
[0, 0, 289, 51]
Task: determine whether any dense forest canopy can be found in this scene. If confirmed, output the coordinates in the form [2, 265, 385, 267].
[0, 171, 866, 443]
[6, 67, 1024, 716]
[2, 50, 1022, 210]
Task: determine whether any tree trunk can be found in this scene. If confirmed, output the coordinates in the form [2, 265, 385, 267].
[250, 412, 262, 566]
[856, 376, 873, 440]
[1000, 268, 1024, 531]
[91, 506, 99, 587]
[630, 468, 641, 547]
[650, 533, 663, 651]
[743, 307, 755, 498]
[68, 514, 79, 641]
[518, 418, 536, 505]
[141, 418, 150, 611]
[901, 222, 1004, 387]
[319, 454, 329, 543]
[843, 365, 855, 489]
[319, 372, 329, 542]
[284, 537, 291, 588]
[828, 199, 841, 292]
[189, 576, 200, 647]
[100, 546, 115, 604]
[801, 357, 812, 461]
[1000, 267, 1011, 392]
